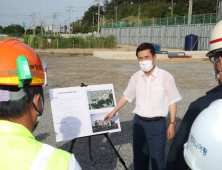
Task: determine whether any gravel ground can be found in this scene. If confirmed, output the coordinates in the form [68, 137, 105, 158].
[33, 53, 215, 170]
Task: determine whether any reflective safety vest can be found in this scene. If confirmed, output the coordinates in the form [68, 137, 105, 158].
[0, 120, 81, 170]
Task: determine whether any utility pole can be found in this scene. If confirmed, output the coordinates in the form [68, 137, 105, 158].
[57, 9, 59, 35]
[32, 12, 35, 36]
[220, 0, 222, 21]
[98, 0, 100, 34]
[188, 0, 193, 24]
[103, 14, 104, 26]
[25, 21, 33, 35]
[66, 3, 73, 35]
[53, 13, 56, 35]
[52, 12, 56, 35]
[102, 7, 105, 27]
[138, 6, 140, 26]
[69, 3, 71, 35]
[171, 0, 173, 17]
[44, 16, 46, 34]
[116, 7, 117, 23]
[217, 0, 222, 22]
[93, 12, 94, 26]
[38, 12, 43, 35]
[154, 0, 156, 18]
[76, 17, 82, 26]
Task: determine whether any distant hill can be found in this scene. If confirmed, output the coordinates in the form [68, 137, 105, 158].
[72, 0, 217, 33]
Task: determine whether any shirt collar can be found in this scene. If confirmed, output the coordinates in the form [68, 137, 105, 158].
[140, 65, 159, 78]
[0, 120, 35, 139]
[206, 83, 222, 94]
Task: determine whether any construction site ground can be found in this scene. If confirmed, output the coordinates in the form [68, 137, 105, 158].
[33, 47, 214, 170]
[34, 45, 184, 54]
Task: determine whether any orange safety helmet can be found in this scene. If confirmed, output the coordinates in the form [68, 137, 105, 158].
[0, 39, 45, 86]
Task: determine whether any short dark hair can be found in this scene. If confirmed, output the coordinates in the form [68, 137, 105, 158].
[136, 43, 155, 57]
[0, 85, 43, 119]
[216, 50, 222, 57]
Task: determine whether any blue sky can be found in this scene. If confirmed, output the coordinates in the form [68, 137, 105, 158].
[0, 0, 100, 27]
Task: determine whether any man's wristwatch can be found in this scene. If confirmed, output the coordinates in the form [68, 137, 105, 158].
[170, 122, 176, 125]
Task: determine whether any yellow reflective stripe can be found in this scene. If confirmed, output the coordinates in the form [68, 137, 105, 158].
[0, 77, 44, 84]
[0, 77, 19, 83]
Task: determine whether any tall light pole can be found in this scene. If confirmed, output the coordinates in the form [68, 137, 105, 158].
[97, 0, 100, 34]
[188, 0, 193, 25]
[171, 0, 173, 17]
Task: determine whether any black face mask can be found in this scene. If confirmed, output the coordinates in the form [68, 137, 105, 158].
[26, 87, 44, 132]
[32, 95, 44, 131]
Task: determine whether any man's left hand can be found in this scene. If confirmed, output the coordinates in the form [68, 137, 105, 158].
[167, 124, 175, 140]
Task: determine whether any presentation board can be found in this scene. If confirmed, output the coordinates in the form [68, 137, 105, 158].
[49, 84, 121, 142]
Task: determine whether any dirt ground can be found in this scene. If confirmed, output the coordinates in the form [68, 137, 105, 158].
[34, 51, 214, 170]
[1, 38, 215, 170]
[34, 45, 184, 53]
[39, 52, 211, 91]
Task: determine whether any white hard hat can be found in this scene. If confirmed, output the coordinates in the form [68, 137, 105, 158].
[206, 20, 222, 57]
[183, 99, 222, 170]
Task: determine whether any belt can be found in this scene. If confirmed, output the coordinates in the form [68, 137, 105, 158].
[136, 114, 165, 122]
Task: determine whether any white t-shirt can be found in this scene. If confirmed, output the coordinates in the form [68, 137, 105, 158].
[123, 66, 182, 117]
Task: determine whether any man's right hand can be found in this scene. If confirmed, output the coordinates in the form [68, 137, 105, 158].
[104, 112, 116, 122]
[103, 94, 128, 122]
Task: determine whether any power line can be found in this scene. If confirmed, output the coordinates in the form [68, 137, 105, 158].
[71, 0, 95, 8]
[0, 13, 30, 16]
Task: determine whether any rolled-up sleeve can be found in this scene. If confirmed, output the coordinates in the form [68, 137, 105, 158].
[166, 76, 182, 105]
[123, 76, 136, 103]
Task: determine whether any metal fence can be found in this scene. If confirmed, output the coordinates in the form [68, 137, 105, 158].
[101, 13, 216, 29]
[101, 23, 216, 50]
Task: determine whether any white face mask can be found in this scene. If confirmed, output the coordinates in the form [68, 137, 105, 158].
[139, 60, 154, 72]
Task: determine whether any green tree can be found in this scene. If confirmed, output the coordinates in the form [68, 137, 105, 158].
[173, 3, 188, 16]
[192, 0, 216, 15]
[0, 26, 3, 33]
[82, 5, 102, 26]
[35, 26, 42, 34]
[3, 24, 24, 33]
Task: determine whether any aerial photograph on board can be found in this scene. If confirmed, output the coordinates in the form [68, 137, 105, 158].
[87, 89, 115, 110]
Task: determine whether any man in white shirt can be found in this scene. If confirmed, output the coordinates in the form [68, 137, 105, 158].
[104, 43, 182, 170]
